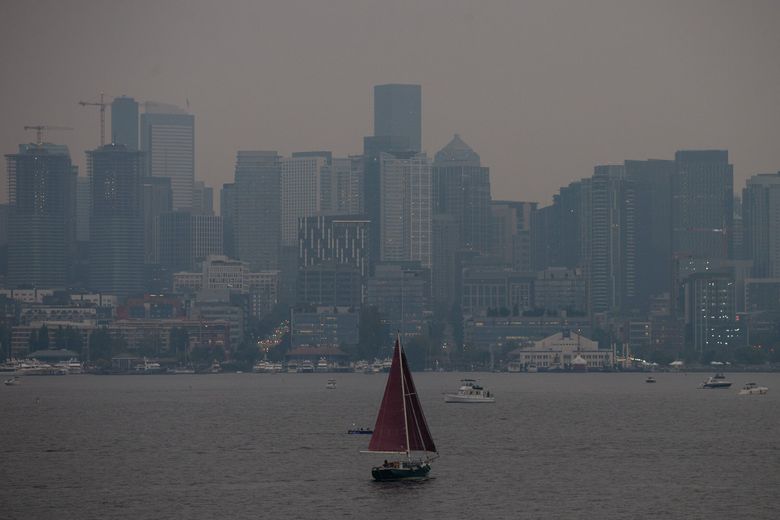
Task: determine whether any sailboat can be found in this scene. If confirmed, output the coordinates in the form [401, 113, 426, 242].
[365, 337, 438, 481]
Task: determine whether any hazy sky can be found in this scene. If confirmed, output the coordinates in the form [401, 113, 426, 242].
[2, 0, 779, 208]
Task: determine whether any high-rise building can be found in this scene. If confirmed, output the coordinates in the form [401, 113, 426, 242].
[742, 172, 780, 277]
[6, 143, 77, 288]
[374, 84, 422, 152]
[298, 215, 370, 278]
[379, 151, 432, 268]
[192, 180, 214, 215]
[491, 201, 536, 272]
[233, 151, 281, 270]
[588, 165, 636, 315]
[140, 102, 194, 211]
[363, 135, 412, 268]
[320, 156, 363, 215]
[532, 180, 587, 271]
[142, 176, 172, 264]
[684, 270, 739, 351]
[625, 159, 674, 310]
[281, 155, 328, 246]
[672, 150, 733, 261]
[87, 143, 144, 298]
[157, 212, 223, 272]
[220, 183, 237, 259]
[433, 134, 492, 255]
[111, 96, 139, 150]
[431, 213, 461, 307]
[76, 176, 91, 243]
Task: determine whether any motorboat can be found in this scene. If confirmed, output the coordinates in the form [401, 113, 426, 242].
[348, 426, 373, 435]
[4, 376, 20, 386]
[645, 376, 657, 383]
[326, 378, 337, 390]
[316, 357, 329, 372]
[444, 379, 496, 403]
[298, 360, 315, 373]
[738, 382, 768, 395]
[701, 375, 732, 389]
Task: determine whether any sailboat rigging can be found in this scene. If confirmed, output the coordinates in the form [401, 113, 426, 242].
[364, 336, 437, 481]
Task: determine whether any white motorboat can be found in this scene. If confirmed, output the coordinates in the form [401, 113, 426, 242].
[700, 374, 732, 389]
[4, 376, 20, 386]
[298, 360, 315, 373]
[738, 382, 768, 395]
[326, 378, 337, 389]
[444, 379, 495, 403]
[316, 357, 329, 372]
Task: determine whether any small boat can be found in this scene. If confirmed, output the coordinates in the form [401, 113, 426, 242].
[298, 360, 315, 373]
[645, 376, 656, 383]
[444, 379, 495, 403]
[348, 426, 373, 435]
[738, 382, 768, 395]
[316, 357, 329, 372]
[4, 376, 20, 386]
[364, 337, 438, 481]
[326, 378, 337, 390]
[701, 375, 732, 389]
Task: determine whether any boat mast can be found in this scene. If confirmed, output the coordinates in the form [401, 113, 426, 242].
[400, 340, 411, 461]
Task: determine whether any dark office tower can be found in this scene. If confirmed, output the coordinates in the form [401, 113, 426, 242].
[141, 102, 194, 211]
[158, 212, 223, 272]
[111, 96, 139, 150]
[532, 181, 586, 271]
[588, 165, 636, 315]
[192, 181, 214, 215]
[625, 159, 674, 311]
[432, 135, 492, 255]
[234, 151, 281, 270]
[6, 143, 77, 289]
[431, 214, 460, 307]
[142, 176, 172, 264]
[221, 183, 237, 258]
[363, 135, 413, 269]
[87, 144, 144, 298]
[490, 201, 536, 271]
[672, 150, 733, 261]
[743, 172, 780, 277]
[374, 84, 421, 152]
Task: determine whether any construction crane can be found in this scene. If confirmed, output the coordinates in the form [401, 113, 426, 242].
[78, 91, 107, 146]
[23, 125, 73, 145]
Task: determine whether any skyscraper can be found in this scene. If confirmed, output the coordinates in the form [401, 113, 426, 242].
[87, 143, 144, 298]
[433, 134, 492, 255]
[743, 172, 780, 277]
[374, 84, 422, 152]
[111, 96, 139, 150]
[281, 155, 328, 246]
[672, 150, 733, 261]
[233, 151, 281, 270]
[588, 165, 636, 315]
[6, 143, 77, 288]
[142, 176, 172, 265]
[379, 151, 432, 268]
[140, 102, 194, 211]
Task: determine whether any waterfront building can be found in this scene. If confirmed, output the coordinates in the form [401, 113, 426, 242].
[6, 143, 77, 289]
[140, 102, 194, 211]
[111, 96, 139, 150]
[233, 151, 281, 270]
[464, 315, 591, 352]
[507, 330, 612, 370]
[87, 144, 144, 299]
[374, 84, 422, 152]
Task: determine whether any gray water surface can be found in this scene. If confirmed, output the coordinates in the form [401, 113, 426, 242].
[1, 372, 778, 519]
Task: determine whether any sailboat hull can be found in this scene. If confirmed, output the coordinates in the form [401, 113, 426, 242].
[372, 463, 431, 481]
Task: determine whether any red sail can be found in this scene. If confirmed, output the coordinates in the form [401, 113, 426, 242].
[368, 338, 436, 454]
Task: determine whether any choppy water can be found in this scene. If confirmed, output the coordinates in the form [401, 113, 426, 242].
[1, 372, 779, 519]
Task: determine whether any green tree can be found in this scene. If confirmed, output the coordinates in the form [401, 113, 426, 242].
[89, 328, 113, 366]
[37, 324, 50, 350]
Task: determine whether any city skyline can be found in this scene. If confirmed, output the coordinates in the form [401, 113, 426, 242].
[2, 1, 780, 209]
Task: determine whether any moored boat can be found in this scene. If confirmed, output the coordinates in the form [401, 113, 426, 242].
[444, 379, 495, 403]
[738, 382, 768, 395]
[364, 337, 438, 481]
[701, 374, 732, 389]
[645, 376, 656, 383]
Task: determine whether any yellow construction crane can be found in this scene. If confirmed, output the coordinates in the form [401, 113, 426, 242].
[23, 125, 73, 145]
[78, 91, 107, 146]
